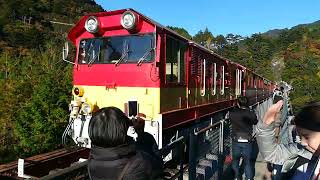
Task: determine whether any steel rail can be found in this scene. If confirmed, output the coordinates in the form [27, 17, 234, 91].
[0, 147, 89, 178]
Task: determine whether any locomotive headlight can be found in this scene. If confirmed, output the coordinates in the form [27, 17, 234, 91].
[85, 16, 99, 33]
[81, 102, 93, 114]
[121, 11, 137, 30]
[72, 86, 84, 97]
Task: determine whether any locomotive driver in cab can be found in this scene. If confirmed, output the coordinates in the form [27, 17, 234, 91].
[229, 96, 258, 180]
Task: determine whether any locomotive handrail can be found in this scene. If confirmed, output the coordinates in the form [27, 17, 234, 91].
[200, 59, 206, 96]
[240, 70, 242, 96]
[221, 66, 225, 95]
[236, 69, 242, 96]
[236, 69, 239, 96]
[211, 63, 217, 96]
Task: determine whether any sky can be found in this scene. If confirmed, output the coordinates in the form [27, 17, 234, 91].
[95, 0, 320, 37]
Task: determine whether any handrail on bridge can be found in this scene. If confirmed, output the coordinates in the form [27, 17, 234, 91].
[160, 135, 185, 180]
[194, 120, 223, 136]
[160, 136, 185, 155]
[160, 118, 227, 180]
[189, 119, 226, 180]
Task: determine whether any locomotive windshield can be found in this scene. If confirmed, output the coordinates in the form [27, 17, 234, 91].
[78, 33, 155, 65]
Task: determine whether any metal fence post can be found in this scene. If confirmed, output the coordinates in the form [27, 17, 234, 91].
[219, 120, 224, 154]
[189, 129, 197, 180]
[219, 122, 222, 154]
[178, 140, 184, 180]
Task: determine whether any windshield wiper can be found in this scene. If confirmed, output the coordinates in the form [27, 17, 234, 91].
[87, 41, 101, 67]
[88, 47, 100, 67]
[115, 41, 129, 66]
[137, 47, 154, 66]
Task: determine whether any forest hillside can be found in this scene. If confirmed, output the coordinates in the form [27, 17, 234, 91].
[0, 0, 103, 163]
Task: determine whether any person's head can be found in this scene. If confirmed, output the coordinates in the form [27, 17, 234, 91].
[294, 102, 320, 153]
[89, 107, 132, 148]
[280, 86, 284, 92]
[237, 96, 249, 108]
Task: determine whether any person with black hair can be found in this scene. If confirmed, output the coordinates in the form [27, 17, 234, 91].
[87, 107, 153, 180]
[229, 96, 258, 180]
[256, 101, 320, 179]
[132, 117, 163, 178]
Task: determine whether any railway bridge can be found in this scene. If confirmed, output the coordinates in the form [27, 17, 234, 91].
[0, 89, 293, 180]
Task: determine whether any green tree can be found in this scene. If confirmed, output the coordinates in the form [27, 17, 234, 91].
[193, 27, 214, 48]
[0, 0, 103, 163]
[167, 26, 192, 39]
[214, 35, 227, 49]
[14, 42, 72, 157]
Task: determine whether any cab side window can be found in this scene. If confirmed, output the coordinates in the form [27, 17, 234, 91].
[166, 36, 186, 83]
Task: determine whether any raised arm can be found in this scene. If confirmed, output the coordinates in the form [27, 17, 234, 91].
[256, 101, 311, 165]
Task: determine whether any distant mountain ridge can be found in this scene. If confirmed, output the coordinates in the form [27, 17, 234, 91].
[263, 20, 320, 38]
[294, 20, 320, 29]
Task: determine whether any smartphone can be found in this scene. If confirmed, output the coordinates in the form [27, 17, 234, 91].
[127, 100, 138, 118]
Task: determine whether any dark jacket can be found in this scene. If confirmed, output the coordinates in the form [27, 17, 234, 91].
[229, 106, 258, 140]
[88, 143, 152, 180]
[135, 132, 163, 178]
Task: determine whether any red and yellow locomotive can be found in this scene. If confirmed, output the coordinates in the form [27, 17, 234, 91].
[64, 9, 273, 149]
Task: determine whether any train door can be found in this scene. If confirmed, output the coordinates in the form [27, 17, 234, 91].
[160, 35, 187, 112]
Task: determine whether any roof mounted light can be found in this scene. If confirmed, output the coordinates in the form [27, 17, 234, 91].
[121, 11, 137, 30]
[85, 16, 99, 33]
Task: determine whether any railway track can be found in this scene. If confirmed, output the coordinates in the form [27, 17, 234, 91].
[0, 147, 89, 179]
[0, 147, 189, 180]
